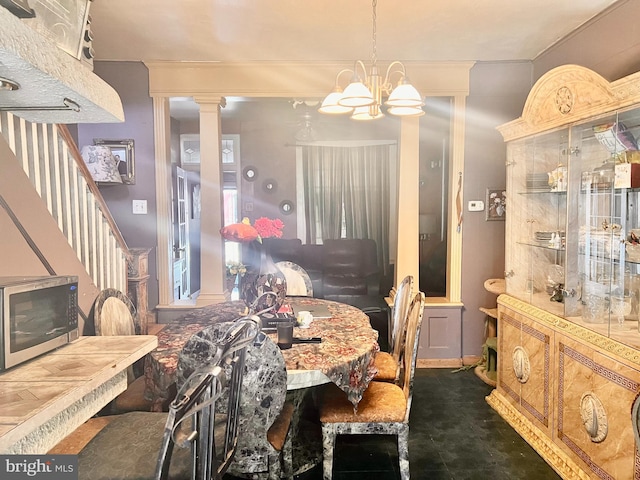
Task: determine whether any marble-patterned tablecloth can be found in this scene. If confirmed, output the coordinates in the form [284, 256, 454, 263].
[144, 298, 379, 411]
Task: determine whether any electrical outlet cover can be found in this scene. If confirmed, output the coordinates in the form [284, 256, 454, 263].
[132, 199, 147, 214]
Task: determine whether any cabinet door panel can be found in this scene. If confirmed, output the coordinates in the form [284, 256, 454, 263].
[557, 335, 640, 479]
[519, 317, 553, 434]
[498, 307, 523, 410]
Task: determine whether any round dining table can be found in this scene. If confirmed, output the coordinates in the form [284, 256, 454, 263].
[143, 297, 380, 412]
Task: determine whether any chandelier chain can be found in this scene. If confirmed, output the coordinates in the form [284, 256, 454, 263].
[318, 0, 424, 119]
[371, 0, 377, 67]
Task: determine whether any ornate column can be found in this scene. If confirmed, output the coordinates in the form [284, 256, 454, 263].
[395, 116, 420, 287]
[152, 96, 173, 306]
[195, 96, 227, 305]
[127, 248, 153, 332]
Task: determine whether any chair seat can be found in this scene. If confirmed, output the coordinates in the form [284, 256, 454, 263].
[320, 381, 406, 423]
[48, 417, 116, 454]
[372, 352, 397, 382]
[266, 401, 294, 452]
[77, 412, 192, 480]
[111, 376, 153, 413]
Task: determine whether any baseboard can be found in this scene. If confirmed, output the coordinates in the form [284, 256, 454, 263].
[417, 358, 462, 368]
[416, 355, 482, 369]
[463, 355, 482, 366]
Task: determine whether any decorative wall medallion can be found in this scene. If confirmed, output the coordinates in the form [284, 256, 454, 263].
[263, 178, 278, 194]
[580, 392, 608, 443]
[512, 346, 530, 383]
[242, 166, 258, 182]
[279, 200, 294, 215]
[555, 86, 574, 115]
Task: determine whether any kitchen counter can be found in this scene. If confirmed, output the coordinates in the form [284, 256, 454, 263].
[0, 335, 157, 454]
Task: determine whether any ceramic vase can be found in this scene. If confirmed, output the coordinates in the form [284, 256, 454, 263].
[240, 243, 287, 312]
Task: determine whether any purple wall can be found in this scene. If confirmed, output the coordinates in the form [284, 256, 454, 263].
[461, 61, 532, 358]
[78, 61, 159, 311]
[86, 1, 640, 357]
[534, 0, 640, 82]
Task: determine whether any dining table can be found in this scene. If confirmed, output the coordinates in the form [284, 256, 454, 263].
[143, 297, 380, 412]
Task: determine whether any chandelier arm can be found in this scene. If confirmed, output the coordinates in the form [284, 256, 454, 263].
[334, 68, 355, 87]
[382, 60, 407, 91]
[354, 60, 368, 81]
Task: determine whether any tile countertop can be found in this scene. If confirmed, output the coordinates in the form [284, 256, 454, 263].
[0, 335, 157, 454]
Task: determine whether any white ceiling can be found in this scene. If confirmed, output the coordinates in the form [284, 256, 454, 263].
[89, 0, 621, 119]
[90, 0, 619, 63]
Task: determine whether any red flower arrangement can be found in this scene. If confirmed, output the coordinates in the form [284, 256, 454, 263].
[220, 217, 284, 243]
[253, 217, 284, 240]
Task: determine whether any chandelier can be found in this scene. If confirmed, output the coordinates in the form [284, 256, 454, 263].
[318, 0, 424, 120]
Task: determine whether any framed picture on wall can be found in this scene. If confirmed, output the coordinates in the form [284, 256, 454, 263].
[94, 138, 135, 184]
[486, 188, 506, 221]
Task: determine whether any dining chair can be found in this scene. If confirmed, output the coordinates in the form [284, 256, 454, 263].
[91, 288, 153, 413]
[319, 291, 425, 480]
[60, 317, 260, 480]
[373, 275, 414, 382]
[178, 325, 295, 480]
[276, 260, 314, 296]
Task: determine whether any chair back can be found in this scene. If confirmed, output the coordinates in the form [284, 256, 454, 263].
[399, 292, 425, 422]
[390, 275, 414, 359]
[92, 288, 140, 379]
[227, 332, 288, 476]
[164, 317, 260, 480]
[276, 260, 314, 296]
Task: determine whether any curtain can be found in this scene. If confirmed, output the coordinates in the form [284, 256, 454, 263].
[301, 143, 392, 273]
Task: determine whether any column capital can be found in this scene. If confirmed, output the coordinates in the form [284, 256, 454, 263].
[193, 96, 227, 108]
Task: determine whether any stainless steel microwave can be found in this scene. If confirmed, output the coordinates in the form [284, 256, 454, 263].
[0, 275, 79, 371]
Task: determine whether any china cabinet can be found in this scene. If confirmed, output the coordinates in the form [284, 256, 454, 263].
[489, 65, 640, 479]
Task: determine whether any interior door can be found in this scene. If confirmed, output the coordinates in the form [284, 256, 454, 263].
[173, 166, 190, 299]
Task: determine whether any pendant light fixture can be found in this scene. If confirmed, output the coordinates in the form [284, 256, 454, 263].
[318, 0, 424, 120]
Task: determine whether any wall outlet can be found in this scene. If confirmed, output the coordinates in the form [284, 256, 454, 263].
[132, 199, 147, 215]
[468, 200, 484, 212]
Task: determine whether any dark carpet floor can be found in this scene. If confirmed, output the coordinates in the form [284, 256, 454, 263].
[227, 368, 562, 479]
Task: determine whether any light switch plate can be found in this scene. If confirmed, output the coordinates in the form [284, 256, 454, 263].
[132, 199, 147, 215]
[468, 200, 484, 212]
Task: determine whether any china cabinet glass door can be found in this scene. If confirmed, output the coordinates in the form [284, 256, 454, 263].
[572, 109, 640, 344]
[505, 128, 569, 317]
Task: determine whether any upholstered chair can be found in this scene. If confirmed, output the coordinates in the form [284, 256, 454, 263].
[276, 260, 314, 296]
[373, 275, 414, 382]
[91, 288, 153, 413]
[320, 291, 425, 480]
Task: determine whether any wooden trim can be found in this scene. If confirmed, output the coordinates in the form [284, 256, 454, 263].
[57, 125, 130, 261]
[417, 358, 463, 368]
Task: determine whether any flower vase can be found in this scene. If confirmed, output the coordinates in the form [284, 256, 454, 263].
[226, 274, 238, 295]
[240, 244, 287, 312]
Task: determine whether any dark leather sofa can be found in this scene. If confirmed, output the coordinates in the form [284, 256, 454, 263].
[261, 237, 391, 350]
[263, 238, 380, 298]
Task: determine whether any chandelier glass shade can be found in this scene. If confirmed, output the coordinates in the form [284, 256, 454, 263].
[318, 0, 424, 121]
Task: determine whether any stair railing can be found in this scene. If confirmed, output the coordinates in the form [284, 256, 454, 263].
[0, 112, 129, 293]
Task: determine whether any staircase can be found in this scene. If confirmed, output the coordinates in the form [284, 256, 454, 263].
[0, 112, 129, 303]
